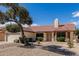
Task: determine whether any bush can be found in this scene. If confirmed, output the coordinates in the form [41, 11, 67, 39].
[67, 39, 74, 48]
[19, 37, 25, 44]
[57, 37, 65, 42]
[20, 37, 34, 46]
[37, 37, 43, 41]
[6, 24, 20, 33]
[75, 29, 79, 35]
[19, 37, 33, 44]
[14, 39, 19, 43]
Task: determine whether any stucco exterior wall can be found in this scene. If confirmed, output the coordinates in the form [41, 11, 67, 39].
[0, 31, 5, 41]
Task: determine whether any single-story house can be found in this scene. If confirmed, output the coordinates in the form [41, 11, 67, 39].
[0, 19, 76, 42]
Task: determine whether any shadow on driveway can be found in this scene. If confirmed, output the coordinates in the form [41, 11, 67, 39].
[42, 45, 76, 56]
[17, 44, 36, 49]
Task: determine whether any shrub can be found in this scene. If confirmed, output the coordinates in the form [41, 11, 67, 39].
[14, 39, 19, 43]
[19, 37, 25, 44]
[19, 37, 34, 46]
[37, 37, 43, 41]
[67, 39, 74, 48]
[6, 24, 20, 33]
[57, 37, 65, 42]
[75, 29, 79, 35]
[36, 37, 43, 44]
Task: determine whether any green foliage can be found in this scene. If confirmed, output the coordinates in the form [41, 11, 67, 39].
[67, 39, 74, 48]
[37, 37, 43, 42]
[6, 24, 20, 33]
[57, 32, 65, 37]
[36, 37, 43, 44]
[14, 39, 19, 43]
[75, 29, 79, 35]
[0, 11, 9, 24]
[19, 37, 33, 44]
[0, 3, 32, 25]
[57, 37, 65, 42]
[19, 37, 34, 46]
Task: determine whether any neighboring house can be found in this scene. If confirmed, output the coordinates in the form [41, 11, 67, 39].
[0, 19, 76, 42]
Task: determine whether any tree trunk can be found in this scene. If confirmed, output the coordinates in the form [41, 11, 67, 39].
[15, 21, 25, 38]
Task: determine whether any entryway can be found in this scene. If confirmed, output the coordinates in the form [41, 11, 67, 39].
[46, 33, 52, 41]
[36, 33, 43, 41]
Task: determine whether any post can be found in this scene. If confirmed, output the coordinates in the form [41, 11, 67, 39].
[73, 32, 76, 43]
[43, 32, 47, 41]
[54, 32, 57, 42]
[32, 32, 36, 41]
[65, 32, 68, 42]
[52, 32, 54, 42]
[68, 31, 74, 48]
[5, 31, 8, 42]
[70, 32, 74, 42]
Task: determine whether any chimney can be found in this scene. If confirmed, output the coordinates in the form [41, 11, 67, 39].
[53, 18, 59, 28]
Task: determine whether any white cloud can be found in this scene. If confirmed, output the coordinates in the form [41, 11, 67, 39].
[0, 24, 5, 27]
[72, 11, 79, 17]
[31, 23, 39, 26]
[72, 20, 79, 26]
[0, 22, 16, 27]
[0, 22, 39, 28]
[5, 22, 16, 25]
[22, 24, 29, 27]
[22, 23, 40, 27]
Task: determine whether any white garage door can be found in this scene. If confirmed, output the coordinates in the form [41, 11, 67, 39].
[7, 33, 21, 42]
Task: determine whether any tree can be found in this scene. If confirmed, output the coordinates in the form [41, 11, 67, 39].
[0, 11, 9, 24]
[6, 24, 20, 33]
[75, 29, 79, 35]
[0, 3, 32, 39]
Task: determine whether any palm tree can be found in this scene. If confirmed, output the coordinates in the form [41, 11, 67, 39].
[0, 3, 32, 39]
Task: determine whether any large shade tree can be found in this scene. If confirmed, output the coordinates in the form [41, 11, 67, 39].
[0, 11, 9, 24]
[0, 3, 32, 39]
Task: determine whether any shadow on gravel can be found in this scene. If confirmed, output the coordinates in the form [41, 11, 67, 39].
[42, 45, 76, 56]
[17, 44, 36, 49]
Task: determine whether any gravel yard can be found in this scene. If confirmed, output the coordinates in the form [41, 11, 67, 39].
[0, 42, 78, 56]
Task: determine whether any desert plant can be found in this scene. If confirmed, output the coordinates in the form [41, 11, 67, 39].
[67, 39, 74, 48]
[37, 37, 43, 44]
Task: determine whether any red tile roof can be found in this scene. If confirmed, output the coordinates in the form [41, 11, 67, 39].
[0, 23, 75, 32]
[24, 23, 75, 32]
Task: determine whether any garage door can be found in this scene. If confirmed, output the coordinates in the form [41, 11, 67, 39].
[7, 33, 21, 42]
[0, 31, 5, 41]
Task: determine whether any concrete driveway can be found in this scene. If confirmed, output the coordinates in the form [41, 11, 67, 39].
[0, 42, 78, 56]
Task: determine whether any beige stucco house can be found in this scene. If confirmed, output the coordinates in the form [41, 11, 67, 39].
[0, 19, 76, 42]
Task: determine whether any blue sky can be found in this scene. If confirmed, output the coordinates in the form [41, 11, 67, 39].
[0, 3, 79, 27]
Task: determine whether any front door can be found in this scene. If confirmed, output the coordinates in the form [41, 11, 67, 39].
[46, 33, 52, 41]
